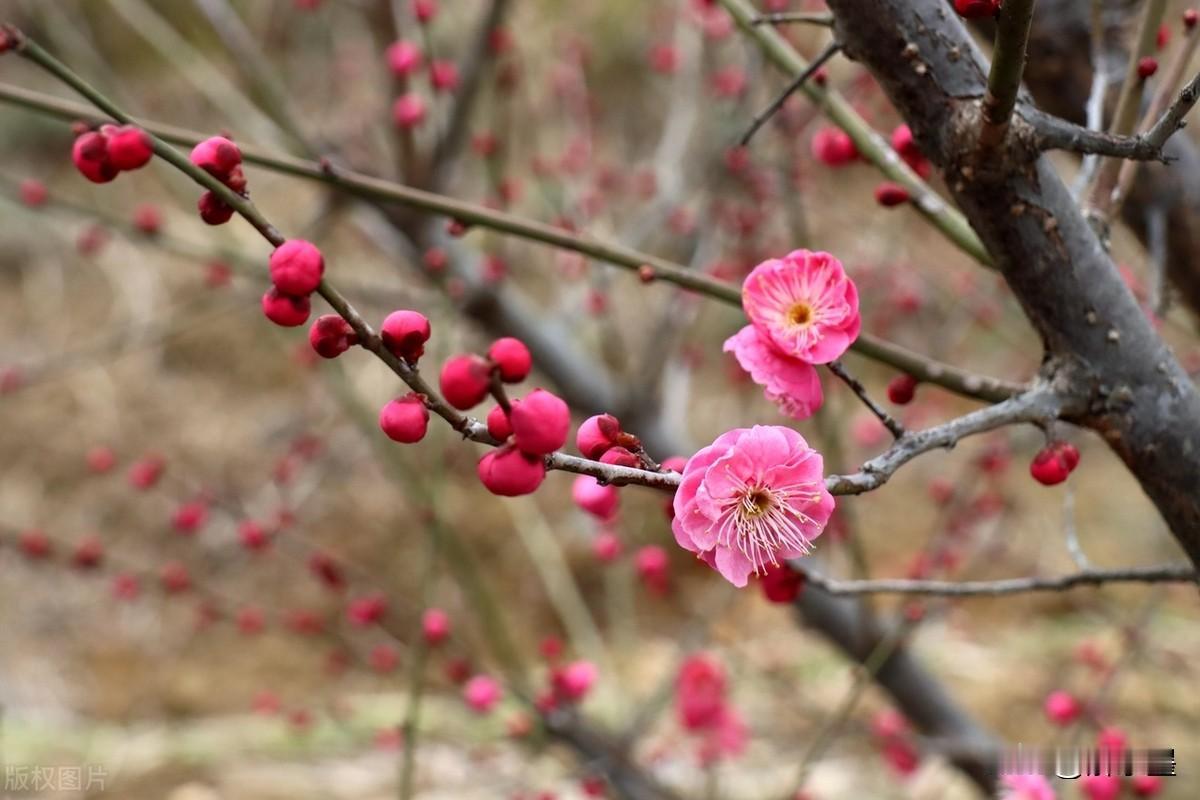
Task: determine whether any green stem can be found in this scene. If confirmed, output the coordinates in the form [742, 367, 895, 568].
[979, 0, 1037, 149]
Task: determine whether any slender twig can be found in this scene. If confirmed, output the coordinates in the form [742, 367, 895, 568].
[825, 385, 1064, 496]
[825, 360, 904, 439]
[979, 0, 1037, 149]
[0, 79, 1023, 405]
[1028, 108, 1173, 162]
[718, 0, 994, 267]
[739, 41, 841, 146]
[1072, 0, 1112, 198]
[792, 563, 1198, 596]
[1084, 0, 1168, 226]
[751, 11, 835, 27]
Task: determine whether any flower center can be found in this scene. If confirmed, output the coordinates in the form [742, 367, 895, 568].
[741, 488, 774, 518]
[787, 302, 813, 327]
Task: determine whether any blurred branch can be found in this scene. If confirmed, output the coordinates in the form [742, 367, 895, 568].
[825, 360, 905, 439]
[428, 0, 512, 192]
[740, 40, 841, 146]
[794, 563, 1199, 596]
[0, 80, 1027, 405]
[751, 11, 834, 27]
[720, 0, 993, 267]
[826, 384, 1064, 496]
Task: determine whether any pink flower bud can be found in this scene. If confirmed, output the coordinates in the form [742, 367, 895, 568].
[1138, 56, 1159, 79]
[190, 136, 242, 179]
[237, 607, 266, 635]
[1043, 690, 1081, 725]
[269, 239, 325, 296]
[160, 561, 191, 593]
[238, 520, 270, 552]
[592, 530, 622, 562]
[1186, 9, 1199, 30]
[347, 592, 387, 626]
[128, 454, 165, 490]
[1080, 775, 1121, 800]
[106, 125, 154, 171]
[552, 660, 598, 702]
[86, 445, 116, 474]
[509, 388, 570, 455]
[874, 182, 910, 207]
[1131, 775, 1163, 797]
[486, 404, 513, 440]
[197, 191, 234, 225]
[132, 203, 162, 235]
[19, 530, 52, 560]
[1030, 442, 1080, 485]
[172, 501, 209, 535]
[572, 475, 619, 520]
[758, 563, 804, 603]
[810, 127, 858, 167]
[576, 414, 621, 459]
[309, 315, 357, 359]
[112, 573, 141, 600]
[422, 608, 450, 645]
[430, 60, 460, 92]
[72, 131, 118, 183]
[887, 374, 918, 404]
[392, 93, 428, 129]
[385, 40, 423, 77]
[308, 551, 345, 591]
[261, 288, 312, 327]
[20, 178, 48, 207]
[379, 394, 430, 443]
[477, 445, 546, 496]
[953, 0, 1001, 18]
[370, 643, 400, 673]
[380, 310, 431, 362]
[439, 354, 492, 410]
[463, 674, 502, 714]
[635, 545, 670, 594]
[487, 337, 532, 382]
[413, 0, 438, 23]
[599, 447, 639, 468]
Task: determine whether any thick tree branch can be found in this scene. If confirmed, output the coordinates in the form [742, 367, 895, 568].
[824, 0, 1200, 565]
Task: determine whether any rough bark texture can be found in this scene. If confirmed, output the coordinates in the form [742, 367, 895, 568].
[1020, 0, 1200, 319]
[825, 0, 1200, 565]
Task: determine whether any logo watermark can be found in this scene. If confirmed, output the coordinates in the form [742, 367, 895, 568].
[2, 764, 106, 795]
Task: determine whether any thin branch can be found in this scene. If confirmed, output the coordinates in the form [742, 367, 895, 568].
[718, 0, 994, 267]
[1083, 0, 1168, 225]
[739, 40, 841, 146]
[793, 563, 1199, 596]
[1028, 107, 1173, 162]
[979, 0, 1038, 149]
[1137, 69, 1200, 151]
[825, 360, 905, 439]
[0, 83, 1024, 406]
[825, 385, 1064, 496]
[751, 11, 835, 27]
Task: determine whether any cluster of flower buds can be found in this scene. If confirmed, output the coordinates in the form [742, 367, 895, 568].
[188, 136, 247, 225]
[1029, 440, 1080, 485]
[260, 239, 325, 327]
[71, 124, 154, 184]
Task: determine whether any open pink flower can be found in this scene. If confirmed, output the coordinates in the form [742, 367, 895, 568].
[724, 325, 823, 420]
[741, 249, 860, 364]
[672, 426, 834, 587]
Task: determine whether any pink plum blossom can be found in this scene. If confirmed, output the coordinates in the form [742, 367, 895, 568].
[741, 249, 861, 365]
[672, 426, 834, 587]
[463, 674, 502, 714]
[724, 325, 823, 420]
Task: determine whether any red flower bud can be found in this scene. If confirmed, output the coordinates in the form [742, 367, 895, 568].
[1137, 56, 1158, 79]
[487, 337, 532, 382]
[106, 125, 154, 171]
[380, 310, 431, 362]
[190, 136, 242, 179]
[953, 0, 1001, 19]
[509, 388, 570, 455]
[308, 314, 358, 358]
[198, 191, 234, 225]
[486, 404, 513, 440]
[379, 394, 430, 443]
[261, 288, 312, 327]
[477, 445, 546, 496]
[886, 374, 918, 404]
[269, 239, 325, 296]
[576, 414, 622, 459]
[72, 131, 118, 184]
[439, 354, 492, 410]
[599, 446, 640, 468]
[1029, 442, 1080, 485]
[874, 182, 910, 207]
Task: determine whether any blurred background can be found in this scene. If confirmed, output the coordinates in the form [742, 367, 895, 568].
[0, 0, 1197, 798]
